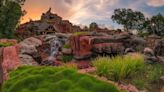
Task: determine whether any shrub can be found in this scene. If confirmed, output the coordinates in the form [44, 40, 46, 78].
[0, 42, 13, 47]
[2, 66, 120, 92]
[63, 44, 71, 49]
[131, 63, 164, 90]
[61, 55, 73, 63]
[92, 54, 145, 81]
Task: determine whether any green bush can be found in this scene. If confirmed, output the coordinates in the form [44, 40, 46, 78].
[63, 44, 71, 49]
[61, 55, 73, 63]
[2, 66, 120, 92]
[0, 42, 13, 47]
[92, 54, 145, 81]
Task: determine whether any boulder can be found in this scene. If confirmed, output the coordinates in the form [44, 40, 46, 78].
[144, 55, 158, 64]
[2, 46, 20, 80]
[154, 39, 164, 56]
[157, 56, 164, 63]
[144, 47, 154, 56]
[70, 36, 92, 60]
[19, 54, 38, 66]
[124, 36, 146, 51]
[19, 37, 42, 47]
[93, 43, 125, 55]
[124, 48, 135, 54]
[20, 45, 37, 55]
[62, 48, 72, 55]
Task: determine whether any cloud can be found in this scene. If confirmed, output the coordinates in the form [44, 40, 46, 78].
[22, 0, 164, 27]
[147, 0, 164, 7]
[61, 0, 119, 24]
[22, 0, 118, 24]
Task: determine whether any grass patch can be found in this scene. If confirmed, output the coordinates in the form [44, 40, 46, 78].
[73, 32, 90, 36]
[61, 55, 73, 63]
[2, 66, 120, 92]
[92, 54, 145, 81]
[0, 42, 13, 47]
[63, 44, 71, 49]
[130, 63, 164, 91]
[92, 54, 164, 91]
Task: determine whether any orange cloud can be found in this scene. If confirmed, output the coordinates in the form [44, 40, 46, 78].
[21, 0, 118, 24]
[147, 0, 164, 7]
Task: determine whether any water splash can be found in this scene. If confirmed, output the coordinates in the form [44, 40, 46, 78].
[48, 38, 61, 61]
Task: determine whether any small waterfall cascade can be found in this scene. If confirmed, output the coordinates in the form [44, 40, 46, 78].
[48, 38, 61, 61]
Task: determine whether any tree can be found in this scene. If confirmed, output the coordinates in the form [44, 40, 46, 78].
[83, 26, 89, 31]
[111, 8, 145, 31]
[150, 13, 164, 36]
[89, 22, 98, 31]
[0, 0, 25, 38]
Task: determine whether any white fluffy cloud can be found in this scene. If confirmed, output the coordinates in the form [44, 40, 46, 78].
[147, 0, 164, 7]
[50, 0, 118, 24]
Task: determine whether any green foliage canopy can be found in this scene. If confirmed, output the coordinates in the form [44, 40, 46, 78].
[0, 0, 25, 38]
[89, 22, 98, 31]
[111, 8, 145, 31]
[143, 13, 164, 36]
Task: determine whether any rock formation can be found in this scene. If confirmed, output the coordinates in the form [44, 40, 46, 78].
[70, 32, 146, 60]
[2, 46, 20, 80]
[15, 8, 82, 39]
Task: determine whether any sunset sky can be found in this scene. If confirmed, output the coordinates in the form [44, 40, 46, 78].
[22, 0, 164, 29]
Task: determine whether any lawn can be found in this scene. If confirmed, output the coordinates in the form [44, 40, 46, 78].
[2, 66, 120, 92]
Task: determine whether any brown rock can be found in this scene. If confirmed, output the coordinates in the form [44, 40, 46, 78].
[19, 54, 38, 66]
[62, 48, 72, 55]
[93, 43, 125, 55]
[2, 46, 20, 80]
[70, 35, 92, 60]
[154, 39, 164, 56]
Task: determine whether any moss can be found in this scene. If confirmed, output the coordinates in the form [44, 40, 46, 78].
[73, 32, 90, 36]
[63, 44, 71, 49]
[2, 66, 120, 92]
[0, 42, 13, 47]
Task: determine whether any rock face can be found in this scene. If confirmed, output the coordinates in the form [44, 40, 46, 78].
[19, 37, 42, 47]
[154, 39, 164, 56]
[2, 46, 20, 80]
[19, 54, 38, 66]
[19, 37, 42, 65]
[93, 43, 125, 55]
[70, 32, 146, 60]
[70, 35, 92, 60]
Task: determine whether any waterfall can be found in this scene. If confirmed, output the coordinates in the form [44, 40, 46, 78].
[48, 38, 61, 61]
